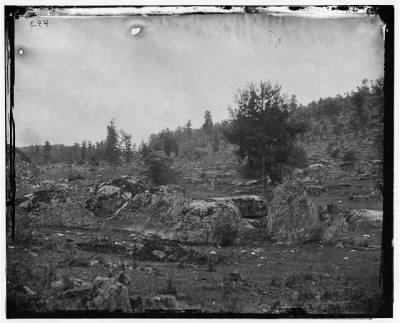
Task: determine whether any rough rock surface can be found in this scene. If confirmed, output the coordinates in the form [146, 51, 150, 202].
[118, 186, 243, 245]
[209, 195, 267, 218]
[183, 200, 242, 245]
[85, 176, 146, 216]
[267, 182, 320, 244]
[6, 146, 41, 189]
[321, 215, 349, 243]
[16, 189, 69, 210]
[347, 209, 382, 232]
[86, 276, 132, 312]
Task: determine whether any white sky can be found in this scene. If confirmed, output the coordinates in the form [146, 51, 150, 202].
[14, 12, 384, 147]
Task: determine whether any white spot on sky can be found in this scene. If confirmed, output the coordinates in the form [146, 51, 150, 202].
[131, 27, 142, 36]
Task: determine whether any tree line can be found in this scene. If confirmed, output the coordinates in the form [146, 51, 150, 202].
[22, 120, 135, 166]
[20, 76, 383, 190]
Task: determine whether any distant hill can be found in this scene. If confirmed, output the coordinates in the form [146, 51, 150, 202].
[292, 78, 383, 174]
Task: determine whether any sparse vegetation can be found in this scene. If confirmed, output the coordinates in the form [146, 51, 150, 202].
[7, 77, 385, 316]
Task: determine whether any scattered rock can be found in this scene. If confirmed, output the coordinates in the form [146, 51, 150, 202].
[152, 250, 166, 260]
[348, 209, 383, 231]
[293, 168, 304, 176]
[16, 189, 69, 210]
[267, 181, 320, 244]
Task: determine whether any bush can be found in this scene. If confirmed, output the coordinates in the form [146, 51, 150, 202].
[144, 151, 180, 185]
[330, 148, 340, 159]
[342, 150, 357, 164]
[287, 145, 308, 169]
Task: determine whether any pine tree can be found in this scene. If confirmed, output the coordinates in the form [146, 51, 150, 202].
[224, 81, 307, 192]
[120, 129, 133, 163]
[43, 141, 52, 164]
[105, 119, 120, 165]
[81, 140, 87, 162]
[202, 110, 214, 136]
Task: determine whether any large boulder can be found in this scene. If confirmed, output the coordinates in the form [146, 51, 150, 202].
[209, 195, 267, 218]
[267, 182, 320, 244]
[85, 176, 146, 216]
[181, 200, 242, 245]
[118, 186, 243, 245]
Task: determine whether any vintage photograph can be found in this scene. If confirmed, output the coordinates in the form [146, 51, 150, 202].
[4, 6, 393, 318]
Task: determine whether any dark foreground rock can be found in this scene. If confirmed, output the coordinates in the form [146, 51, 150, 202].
[267, 181, 320, 244]
[209, 195, 267, 218]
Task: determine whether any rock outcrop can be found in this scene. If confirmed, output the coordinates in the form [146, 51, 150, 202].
[17, 189, 69, 210]
[118, 186, 243, 245]
[6, 146, 41, 189]
[267, 181, 320, 244]
[85, 176, 146, 216]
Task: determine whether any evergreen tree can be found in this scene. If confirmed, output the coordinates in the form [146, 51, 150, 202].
[224, 81, 307, 192]
[202, 110, 214, 136]
[184, 120, 192, 139]
[120, 129, 133, 163]
[81, 140, 87, 161]
[73, 143, 80, 162]
[212, 131, 220, 152]
[43, 141, 52, 164]
[105, 119, 120, 165]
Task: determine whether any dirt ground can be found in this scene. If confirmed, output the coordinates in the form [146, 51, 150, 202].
[6, 163, 384, 317]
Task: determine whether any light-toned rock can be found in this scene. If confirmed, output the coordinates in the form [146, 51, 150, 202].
[307, 164, 324, 170]
[267, 182, 320, 244]
[85, 176, 146, 216]
[118, 186, 243, 245]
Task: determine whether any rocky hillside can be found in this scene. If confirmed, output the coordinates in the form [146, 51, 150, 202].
[293, 78, 384, 178]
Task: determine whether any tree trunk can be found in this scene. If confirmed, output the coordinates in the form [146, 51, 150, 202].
[262, 153, 267, 200]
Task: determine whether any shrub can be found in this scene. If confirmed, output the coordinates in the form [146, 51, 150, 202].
[330, 148, 340, 159]
[287, 145, 308, 169]
[342, 150, 357, 164]
[144, 151, 180, 186]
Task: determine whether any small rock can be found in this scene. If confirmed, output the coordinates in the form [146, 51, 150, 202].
[335, 242, 344, 248]
[23, 286, 37, 296]
[152, 250, 166, 260]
